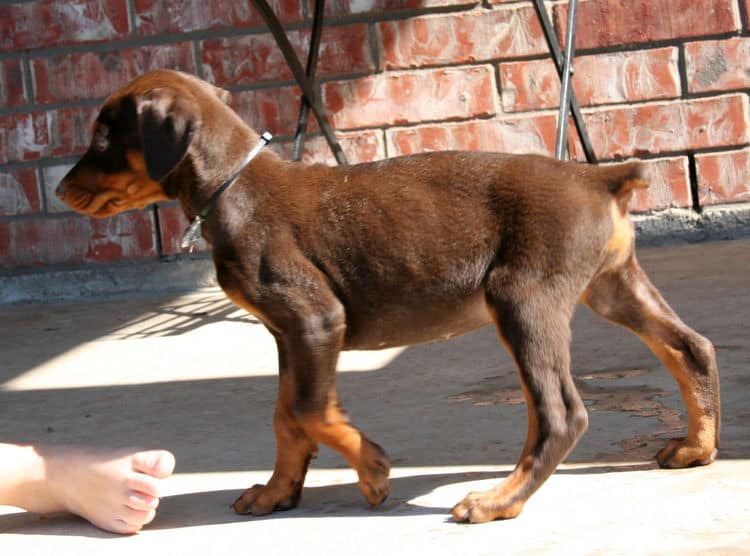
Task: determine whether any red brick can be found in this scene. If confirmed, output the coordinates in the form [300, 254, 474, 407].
[556, 0, 740, 50]
[317, 0, 476, 17]
[0, 106, 99, 164]
[233, 87, 319, 137]
[201, 24, 373, 87]
[0, 168, 41, 216]
[378, 5, 546, 70]
[629, 156, 691, 211]
[323, 66, 497, 130]
[0, 112, 47, 164]
[695, 148, 750, 205]
[271, 129, 386, 165]
[48, 106, 101, 159]
[386, 114, 558, 156]
[32, 44, 196, 105]
[575, 95, 750, 160]
[0, 60, 26, 108]
[685, 38, 750, 94]
[134, 0, 303, 35]
[0, 212, 156, 268]
[158, 204, 208, 256]
[500, 47, 680, 112]
[0, 0, 129, 51]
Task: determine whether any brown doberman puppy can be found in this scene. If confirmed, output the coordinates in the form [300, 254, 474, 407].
[56, 70, 720, 523]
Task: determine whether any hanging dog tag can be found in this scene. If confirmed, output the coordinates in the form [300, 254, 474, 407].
[179, 132, 272, 253]
[180, 215, 205, 252]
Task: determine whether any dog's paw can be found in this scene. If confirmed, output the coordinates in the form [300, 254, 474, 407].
[656, 437, 718, 468]
[232, 482, 301, 516]
[357, 441, 391, 507]
[451, 491, 525, 524]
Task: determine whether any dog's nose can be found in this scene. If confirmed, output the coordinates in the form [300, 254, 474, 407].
[55, 180, 67, 199]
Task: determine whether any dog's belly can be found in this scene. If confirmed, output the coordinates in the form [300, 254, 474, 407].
[343, 291, 492, 350]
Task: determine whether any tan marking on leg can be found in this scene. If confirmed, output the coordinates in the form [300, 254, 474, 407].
[583, 254, 719, 469]
[642, 336, 718, 467]
[452, 376, 540, 523]
[221, 287, 267, 323]
[299, 393, 390, 506]
[233, 377, 317, 515]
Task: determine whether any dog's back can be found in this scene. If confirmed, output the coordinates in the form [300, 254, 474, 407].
[286, 152, 646, 349]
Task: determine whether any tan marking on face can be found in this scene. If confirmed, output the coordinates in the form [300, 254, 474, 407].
[126, 150, 148, 175]
[109, 150, 169, 210]
[70, 172, 131, 216]
[64, 150, 168, 217]
[99, 172, 133, 194]
[126, 151, 165, 195]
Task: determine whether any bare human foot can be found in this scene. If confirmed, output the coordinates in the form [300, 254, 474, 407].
[0, 443, 175, 534]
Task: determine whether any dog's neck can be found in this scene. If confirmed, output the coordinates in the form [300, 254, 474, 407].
[165, 127, 282, 221]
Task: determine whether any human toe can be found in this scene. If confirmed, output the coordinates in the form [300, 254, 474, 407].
[131, 450, 175, 479]
[127, 490, 160, 511]
[107, 507, 155, 535]
[121, 506, 157, 529]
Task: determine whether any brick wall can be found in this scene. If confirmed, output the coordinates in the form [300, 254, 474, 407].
[1, 0, 749, 270]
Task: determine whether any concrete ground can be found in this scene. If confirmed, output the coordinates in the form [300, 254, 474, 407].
[1, 239, 749, 555]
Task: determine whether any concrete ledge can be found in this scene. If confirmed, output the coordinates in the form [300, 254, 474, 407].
[634, 202, 750, 246]
[2, 203, 749, 305]
[0, 256, 218, 305]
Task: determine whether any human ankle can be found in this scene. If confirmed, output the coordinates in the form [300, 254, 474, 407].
[0, 444, 53, 512]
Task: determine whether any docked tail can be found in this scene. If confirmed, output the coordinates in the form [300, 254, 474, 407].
[595, 160, 648, 211]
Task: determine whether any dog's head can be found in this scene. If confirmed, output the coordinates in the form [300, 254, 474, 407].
[56, 70, 235, 218]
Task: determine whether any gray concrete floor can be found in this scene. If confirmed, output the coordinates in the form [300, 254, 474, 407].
[1, 240, 749, 555]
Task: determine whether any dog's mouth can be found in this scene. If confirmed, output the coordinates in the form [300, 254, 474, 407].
[66, 189, 127, 218]
[60, 172, 166, 218]
[94, 197, 129, 217]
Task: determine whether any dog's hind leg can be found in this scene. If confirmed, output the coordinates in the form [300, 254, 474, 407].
[453, 284, 588, 523]
[582, 252, 720, 468]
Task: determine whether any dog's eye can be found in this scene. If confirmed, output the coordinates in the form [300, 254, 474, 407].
[93, 125, 109, 153]
[93, 136, 108, 152]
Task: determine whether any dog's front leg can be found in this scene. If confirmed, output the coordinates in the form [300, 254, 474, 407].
[233, 335, 318, 515]
[280, 309, 391, 508]
[220, 252, 390, 515]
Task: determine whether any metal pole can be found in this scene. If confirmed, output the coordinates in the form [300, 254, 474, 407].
[292, 0, 325, 161]
[532, 0, 595, 162]
[555, 0, 578, 160]
[249, 0, 348, 165]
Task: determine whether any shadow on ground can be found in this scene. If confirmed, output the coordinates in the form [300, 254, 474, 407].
[0, 241, 748, 551]
[0, 462, 658, 536]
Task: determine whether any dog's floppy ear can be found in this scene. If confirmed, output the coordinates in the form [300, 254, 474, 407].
[136, 88, 199, 182]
